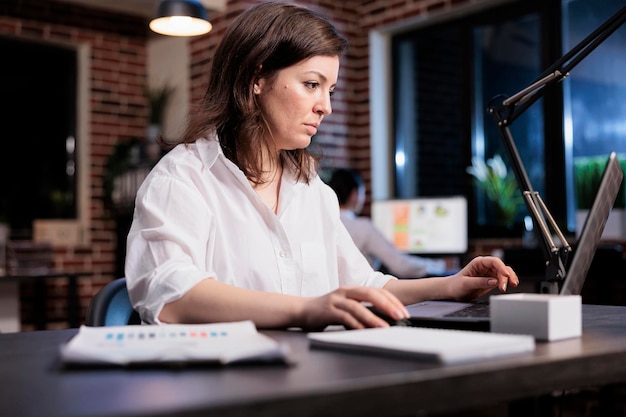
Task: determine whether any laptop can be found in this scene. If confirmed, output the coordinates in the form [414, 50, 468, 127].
[371, 152, 624, 331]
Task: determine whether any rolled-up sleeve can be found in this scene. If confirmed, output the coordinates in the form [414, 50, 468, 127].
[126, 168, 218, 324]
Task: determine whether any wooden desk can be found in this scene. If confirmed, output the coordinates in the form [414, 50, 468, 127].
[0, 271, 92, 331]
[1, 304, 626, 417]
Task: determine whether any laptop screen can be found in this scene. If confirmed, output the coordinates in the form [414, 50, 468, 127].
[561, 152, 624, 295]
[371, 196, 468, 255]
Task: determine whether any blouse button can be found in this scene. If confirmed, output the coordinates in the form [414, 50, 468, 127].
[278, 250, 287, 258]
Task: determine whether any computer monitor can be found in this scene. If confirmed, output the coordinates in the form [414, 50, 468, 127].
[371, 196, 468, 255]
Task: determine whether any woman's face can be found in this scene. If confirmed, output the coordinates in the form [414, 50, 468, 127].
[254, 55, 339, 151]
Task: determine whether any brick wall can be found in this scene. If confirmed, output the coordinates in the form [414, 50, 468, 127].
[0, 0, 503, 330]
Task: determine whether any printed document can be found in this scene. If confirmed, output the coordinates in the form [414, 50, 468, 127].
[61, 320, 290, 366]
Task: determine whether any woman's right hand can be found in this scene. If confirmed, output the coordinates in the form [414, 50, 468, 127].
[298, 286, 409, 331]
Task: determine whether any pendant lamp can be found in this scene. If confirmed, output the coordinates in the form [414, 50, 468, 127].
[149, 0, 212, 37]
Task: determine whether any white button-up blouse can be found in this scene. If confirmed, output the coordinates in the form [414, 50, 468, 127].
[125, 137, 394, 323]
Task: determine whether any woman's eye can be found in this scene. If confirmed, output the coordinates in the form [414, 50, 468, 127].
[305, 81, 319, 89]
[329, 90, 335, 97]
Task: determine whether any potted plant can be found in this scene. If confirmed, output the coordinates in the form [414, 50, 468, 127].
[143, 85, 173, 163]
[145, 84, 173, 143]
[466, 154, 524, 229]
[574, 155, 626, 239]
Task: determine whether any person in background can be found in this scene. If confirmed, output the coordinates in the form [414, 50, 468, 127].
[125, 2, 518, 331]
[327, 168, 457, 278]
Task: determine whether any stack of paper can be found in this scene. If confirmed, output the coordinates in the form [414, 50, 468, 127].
[308, 326, 535, 365]
[60, 320, 290, 366]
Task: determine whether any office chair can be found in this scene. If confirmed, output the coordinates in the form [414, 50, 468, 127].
[85, 277, 141, 326]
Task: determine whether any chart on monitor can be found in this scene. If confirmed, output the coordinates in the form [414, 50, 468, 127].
[371, 196, 468, 255]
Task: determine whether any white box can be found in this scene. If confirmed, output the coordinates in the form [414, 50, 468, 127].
[490, 293, 582, 341]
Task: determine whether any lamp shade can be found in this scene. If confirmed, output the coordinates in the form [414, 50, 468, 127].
[149, 0, 212, 37]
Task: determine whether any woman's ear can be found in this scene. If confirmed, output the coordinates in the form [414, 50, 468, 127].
[253, 65, 263, 95]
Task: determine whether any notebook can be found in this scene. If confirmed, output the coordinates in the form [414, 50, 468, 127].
[308, 326, 535, 365]
[371, 152, 623, 331]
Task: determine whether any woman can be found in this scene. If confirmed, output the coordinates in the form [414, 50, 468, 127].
[125, 1, 518, 330]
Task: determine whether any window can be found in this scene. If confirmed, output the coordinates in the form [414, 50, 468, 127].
[390, 0, 626, 238]
[0, 37, 87, 242]
[472, 10, 544, 233]
[392, 22, 465, 199]
[563, 0, 626, 228]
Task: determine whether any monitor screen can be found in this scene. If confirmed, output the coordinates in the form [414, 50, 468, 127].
[371, 196, 468, 255]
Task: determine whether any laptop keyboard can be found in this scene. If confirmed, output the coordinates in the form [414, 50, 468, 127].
[443, 302, 490, 318]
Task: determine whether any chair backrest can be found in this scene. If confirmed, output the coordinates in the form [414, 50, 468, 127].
[85, 277, 141, 326]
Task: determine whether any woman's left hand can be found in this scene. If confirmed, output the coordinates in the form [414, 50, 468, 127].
[446, 256, 519, 301]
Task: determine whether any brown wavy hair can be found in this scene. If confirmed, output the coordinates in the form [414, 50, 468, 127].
[179, 2, 348, 185]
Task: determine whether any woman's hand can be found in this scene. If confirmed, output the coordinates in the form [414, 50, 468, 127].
[445, 256, 519, 301]
[298, 286, 409, 331]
